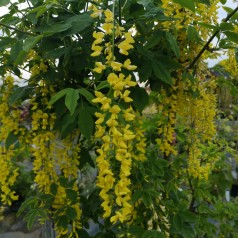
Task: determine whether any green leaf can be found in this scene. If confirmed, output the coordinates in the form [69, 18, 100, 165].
[0, 0, 10, 7]
[14, 50, 28, 66]
[78, 107, 94, 139]
[65, 88, 79, 115]
[235, 48, 238, 63]
[66, 189, 78, 203]
[64, 14, 94, 35]
[50, 183, 58, 196]
[130, 86, 149, 112]
[131, 191, 143, 203]
[49, 88, 70, 105]
[57, 215, 69, 229]
[66, 207, 77, 220]
[43, 22, 72, 35]
[5, 132, 18, 150]
[197, 22, 218, 30]
[142, 230, 165, 238]
[79, 147, 95, 169]
[77, 88, 95, 104]
[195, 0, 210, 5]
[152, 60, 173, 86]
[220, 22, 234, 31]
[59, 177, 68, 188]
[224, 31, 238, 44]
[17, 197, 38, 217]
[23, 35, 43, 52]
[96, 81, 110, 90]
[173, 0, 195, 12]
[128, 226, 145, 237]
[220, 0, 227, 3]
[27, 210, 38, 230]
[166, 32, 180, 57]
[8, 86, 32, 105]
[187, 26, 200, 43]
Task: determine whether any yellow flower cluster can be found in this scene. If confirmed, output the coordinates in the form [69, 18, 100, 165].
[160, 0, 219, 65]
[30, 85, 82, 237]
[156, 89, 178, 157]
[176, 76, 217, 180]
[90, 2, 146, 224]
[0, 76, 20, 205]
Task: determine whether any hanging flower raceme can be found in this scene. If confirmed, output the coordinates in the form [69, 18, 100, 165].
[0, 76, 21, 206]
[30, 84, 82, 238]
[90, 2, 146, 224]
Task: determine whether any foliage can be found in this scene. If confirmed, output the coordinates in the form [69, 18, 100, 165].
[0, 0, 238, 237]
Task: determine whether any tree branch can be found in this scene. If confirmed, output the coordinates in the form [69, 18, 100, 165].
[0, 22, 36, 36]
[187, 6, 238, 70]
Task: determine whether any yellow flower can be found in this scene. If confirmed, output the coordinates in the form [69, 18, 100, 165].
[93, 62, 106, 74]
[104, 9, 113, 22]
[123, 59, 137, 70]
[91, 44, 103, 57]
[111, 61, 123, 71]
[92, 31, 104, 44]
[121, 90, 133, 102]
[102, 23, 114, 34]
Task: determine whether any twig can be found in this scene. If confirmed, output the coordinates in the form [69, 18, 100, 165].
[0, 22, 36, 36]
[187, 6, 238, 70]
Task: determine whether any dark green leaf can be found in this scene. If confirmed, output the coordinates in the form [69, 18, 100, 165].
[59, 177, 68, 188]
[152, 60, 173, 86]
[8, 86, 32, 105]
[0, 0, 10, 7]
[23, 35, 43, 52]
[57, 215, 69, 229]
[77, 229, 90, 238]
[195, 0, 210, 5]
[130, 86, 149, 112]
[65, 88, 79, 115]
[27, 210, 38, 230]
[79, 147, 95, 169]
[5, 131, 18, 150]
[235, 48, 238, 63]
[77, 88, 95, 104]
[49, 88, 70, 105]
[66, 207, 77, 220]
[224, 31, 238, 44]
[78, 107, 94, 139]
[220, 22, 234, 31]
[220, 0, 227, 3]
[50, 183, 58, 196]
[173, 0, 195, 12]
[142, 230, 165, 238]
[43, 22, 72, 35]
[65, 14, 94, 35]
[66, 189, 78, 203]
[166, 32, 180, 57]
[14, 50, 28, 66]
[131, 191, 143, 203]
[96, 81, 110, 90]
[187, 26, 200, 43]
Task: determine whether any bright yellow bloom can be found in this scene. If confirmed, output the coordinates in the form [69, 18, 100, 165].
[123, 59, 137, 70]
[111, 61, 123, 71]
[93, 31, 104, 44]
[94, 62, 106, 73]
[102, 23, 114, 34]
[104, 9, 113, 22]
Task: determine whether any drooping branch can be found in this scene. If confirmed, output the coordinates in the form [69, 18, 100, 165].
[187, 6, 238, 70]
[0, 22, 36, 36]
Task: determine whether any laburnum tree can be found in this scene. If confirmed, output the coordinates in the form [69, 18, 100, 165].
[0, 0, 238, 237]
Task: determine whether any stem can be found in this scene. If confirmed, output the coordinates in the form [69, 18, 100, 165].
[118, 0, 122, 26]
[187, 6, 238, 70]
[0, 22, 36, 36]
